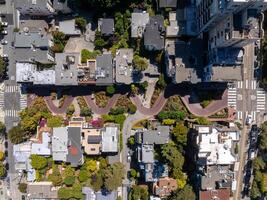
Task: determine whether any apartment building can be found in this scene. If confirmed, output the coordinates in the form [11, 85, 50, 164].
[15, 0, 55, 16]
[196, 0, 267, 33]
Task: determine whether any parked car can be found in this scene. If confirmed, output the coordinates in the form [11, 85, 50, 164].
[246, 115, 252, 125]
[1, 22, 8, 27]
[1, 30, 7, 35]
[251, 124, 259, 133]
[127, 152, 131, 162]
[0, 0, 6, 5]
[2, 54, 8, 61]
[248, 149, 256, 160]
[1, 40, 7, 45]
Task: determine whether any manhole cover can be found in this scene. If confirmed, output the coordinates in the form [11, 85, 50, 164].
[251, 95, 256, 100]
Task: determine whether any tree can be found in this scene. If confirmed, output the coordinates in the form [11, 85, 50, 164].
[66, 104, 75, 117]
[250, 180, 261, 199]
[110, 107, 125, 115]
[196, 117, 211, 125]
[0, 163, 5, 177]
[253, 156, 266, 171]
[81, 49, 101, 63]
[94, 38, 107, 50]
[172, 123, 188, 147]
[64, 176, 75, 186]
[0, 151, 4, 161]
[47, 116, 63, 127]
[48, 165, 63, 186]
[157, 74, 166, 89]
[80, 107, 92, 117]
[140, 81, 148, 91]
[85, 160, 97, 173]
[127, 136, 135, 146]
[0, 57, 6, 78]
[103, 162, 125, 191]
[8, 125, 26, 144]
[91, 172, 103, 191]
[18, 183, 27, 193]
[168, 184, 196, 200]
[131, 84, 138, 95]
[128, 185, 149, 200]
[106, 85, 116, 95]
[78, 170, 89, 182]
[30, 155, 47, 170]
[128, 104, 137, 114]
[63, 165, 75, 177]
[52, 31, 67, 53]
[133, 55, 148, 71]
[0, 121, 5, 137]
[130, 169, 139, 179]
[75, 17, 87, 32]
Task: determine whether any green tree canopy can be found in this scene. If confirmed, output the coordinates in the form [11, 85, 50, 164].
[172, 123, 188, 147]
[103, 162, 125, 191]
[0, 56, 6, 78]
[106, 85, 116, 95]
[30, 155, 48, 170]
[64, 176, 75, 186]
[0, 163, 5, 177]
[81, 49, 101, 63]
[8, 125, 27, 144]
[168, 184, 196, 200]
[133, 55, 148, 71]
[85, 159, 97, 173]
[75, 17, 87, 32]
[80, 107, 92, 117]
[48, 165, 63, 186]
[18, 183, 27, 193]
[47, 115, 63, 127]
[91, 172, 104, 192]
[128, 185, 149, 200]
[157, 74, 166, 89]
[78, 170, 89, 182]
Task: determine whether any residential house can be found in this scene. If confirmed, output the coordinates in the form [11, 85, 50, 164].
[16, 62, 56, 85]
[81, 125, 102, 155]
[55, 52, 80, 86]
[19, 19, 49, 35]
[153, 177, 178, 198]
[144, 15, 165, 51]
[98, 18, 114, 37]
[194, 124, 240, 195]
[131, 12, 149, 38]
[27, 182, 58, 200]
[95, 54, 114, 86]
[59, 19, 81, 36]
[13, 142, 36, 182]
[31, 128, 52, 156]
[115, 48, 134, 85]
[199, 188, 230, 200]
[14, 32, 54, 63]
[82, 187, 118, 200]
[15, 0, 55, 16]
[53, 0, 72, 14]
[157, 0, 177, 9]
[101, 126, 119, 153]
[165, 39, 204, 84]
[52, 126, 84, 167]
[135, 126, 170, 182]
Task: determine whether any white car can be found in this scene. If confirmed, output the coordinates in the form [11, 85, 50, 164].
[1, 22, 8, 27]
[1, 40, 7, 45]
[246, 114, 252, 125]
[1, 30, 7, 35]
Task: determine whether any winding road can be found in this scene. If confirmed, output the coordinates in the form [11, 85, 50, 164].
[43, 85, 228, 117]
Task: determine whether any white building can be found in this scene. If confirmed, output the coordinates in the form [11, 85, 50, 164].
[196, 125, 239, 165]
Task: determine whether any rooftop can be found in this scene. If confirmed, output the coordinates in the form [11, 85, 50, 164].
[144, 15, 165, 51]
[158, 0, 177, 8]
[19, 19, 48, 35]
[52, 127, 68, 162]
[27, 182, 58, 199]
[31, 131, 51, 156]
[199, 188, 230, 200]
[100, 18, 114, 36]
[101, 126, 119, 153]
[14, 32, 50, 48]
[115, 48, 134, 84]
[59, 19, 81, 36]
[16, 62, 55, 85]
[210, 65, 243, 82]
[96, 54, 114, 86]
[81, 127, 102, 155]
[55, 52, 80, 86]
[195, 125, 239, 166]
[153, 177, 178, 197]
[131, 12, 150, 38]
[166, 39, 204, 83]
[136, 126, 170, 145]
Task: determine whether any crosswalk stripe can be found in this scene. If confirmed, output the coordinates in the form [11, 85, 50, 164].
[5, 110, 18, 117]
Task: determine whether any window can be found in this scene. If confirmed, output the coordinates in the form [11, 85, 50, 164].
[91, 148, 96, 151]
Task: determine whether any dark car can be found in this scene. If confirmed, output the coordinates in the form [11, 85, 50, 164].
[251, 125, 259, 133]
[0, 0, 5, 4]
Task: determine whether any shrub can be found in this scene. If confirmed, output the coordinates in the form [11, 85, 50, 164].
[106, 85, 116, 95]
[128, 104, 137, 114]
[0, 151, 4, 161]
[81, 49, 101, 63]
[78, 170, 89, 182]
[66, 104, 75, 117]
[30, 155, 47, 170]
[133, 55, 148, 71]
[110, 107, 125, 115]
[47, 116, 63, 127]
[80, 107, 92, 117]
[64, 176, 75, 186]
[18, 183, 27, 193]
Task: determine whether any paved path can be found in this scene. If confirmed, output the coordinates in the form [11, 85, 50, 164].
[180, 90, 228, 117]
[44, 96, 74, 115]
[83, 94, 120, 115]
[43, 84, 228, 118]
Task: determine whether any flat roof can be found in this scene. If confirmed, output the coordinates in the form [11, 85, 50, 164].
[211, 65, 242, 81]
[52, 127, 68, 162]
[96, 54, 114, 86]
[14, 32, 49, 48]
[131, 12, 149, 38]
[59, 19, 81, 35]
[101, 126, 118, 153]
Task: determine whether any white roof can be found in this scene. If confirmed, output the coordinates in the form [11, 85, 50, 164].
[31, 132, 52, 156]
[101, 126, 118, 152]
[52, 127, 68, 162]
